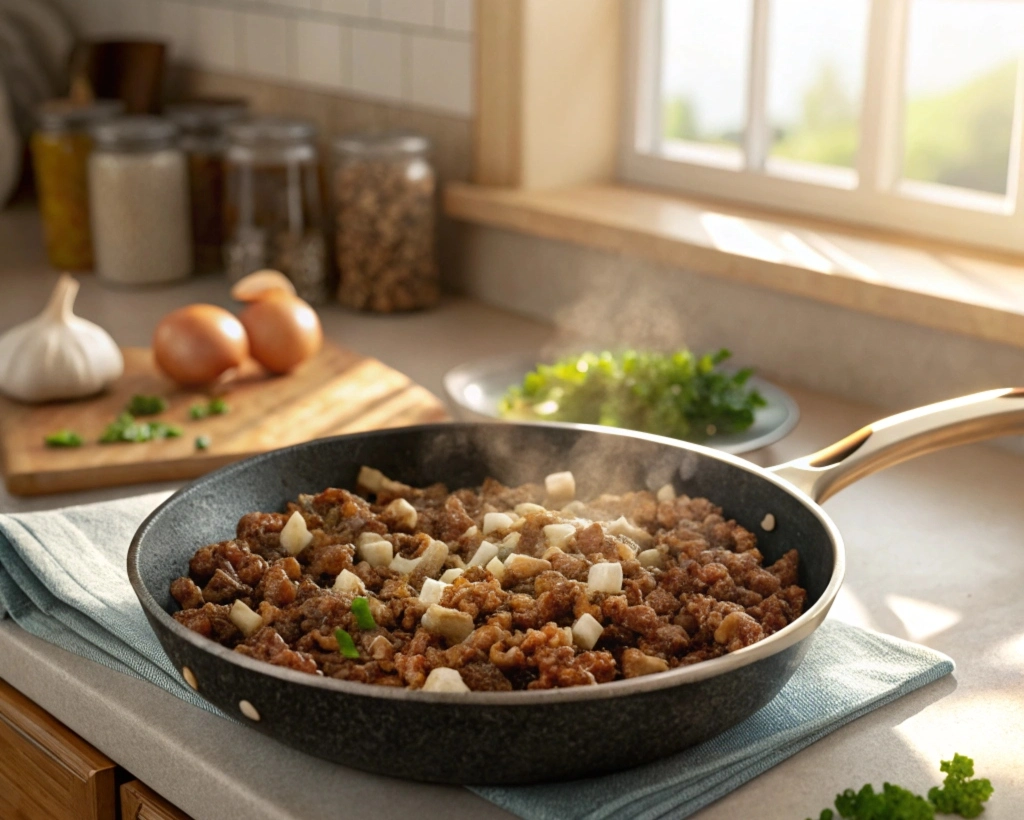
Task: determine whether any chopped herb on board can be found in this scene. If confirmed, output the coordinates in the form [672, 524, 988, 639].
[99, 412, 182, 444]
[195, 435, 211, 451]
[125, 394, 168, 416]
[190, 397, 230, 419]
[44, 429, 83, 447]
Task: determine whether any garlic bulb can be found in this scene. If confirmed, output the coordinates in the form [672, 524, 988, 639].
[0, 274, 124, 402]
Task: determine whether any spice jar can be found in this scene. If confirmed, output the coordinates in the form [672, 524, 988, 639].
[167, 100, 248, 275]
[89, 116, 193, 285]
[332, 133, 439, 312]
[31, 99, 124, 270]
[223, 117, 328, 304]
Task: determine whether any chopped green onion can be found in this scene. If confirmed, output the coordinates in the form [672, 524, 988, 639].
[44, 429, 83, 448]
[189, 403, 209, 420]
[195, 435, 211, 451]
[335, 628, 360, 659]
[99, 413, 182, 444]
[208, 397, 229, 415]
[351, 597, 376, 630]
[126, 394, 168, 416]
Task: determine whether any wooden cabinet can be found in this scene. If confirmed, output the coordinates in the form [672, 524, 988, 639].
[121, 781, 192, 820]
[0, 679, 117, 820]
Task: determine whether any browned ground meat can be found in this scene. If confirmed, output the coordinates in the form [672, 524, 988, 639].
[171, 472, 807, 690]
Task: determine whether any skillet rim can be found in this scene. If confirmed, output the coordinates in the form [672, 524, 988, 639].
[128, 421, 846, 706]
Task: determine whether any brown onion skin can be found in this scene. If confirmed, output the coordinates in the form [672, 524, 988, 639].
[239, 293, 322, 374]
[153, 304, 249, 386]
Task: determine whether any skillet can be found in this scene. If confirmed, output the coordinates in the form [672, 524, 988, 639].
[128, 387, 1024, 784]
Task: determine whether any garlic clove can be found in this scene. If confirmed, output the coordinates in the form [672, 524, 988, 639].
[0, 275, 124, 403]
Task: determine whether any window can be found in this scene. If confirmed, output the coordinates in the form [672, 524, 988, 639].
[621, 0, 1024, 254]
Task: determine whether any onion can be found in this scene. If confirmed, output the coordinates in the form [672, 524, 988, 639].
[153, 304, 249, 386]
[238, 293, 322, 375]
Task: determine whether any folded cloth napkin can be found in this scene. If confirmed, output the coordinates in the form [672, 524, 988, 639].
[0, 495, 954, 819]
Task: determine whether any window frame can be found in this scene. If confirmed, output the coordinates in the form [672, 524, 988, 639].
[619, 0, 1024, 256]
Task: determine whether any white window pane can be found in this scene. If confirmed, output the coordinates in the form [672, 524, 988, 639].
[903, 0, 1024, 196]
[660, 0, 752, 160]
[766, 0, 869, 171]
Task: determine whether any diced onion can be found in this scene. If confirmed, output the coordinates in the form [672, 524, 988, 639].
[656, 483, 676, 504]
[280, 511, 313, 556]
[390, 555, 421, 574]
[485, 555, 505, 581]
[358, 539, 393, 568]
[421, 604, 475, 643]
[482, 512, 514, 535]
[357, 466, 385, 493]
[572, 613, 604, 650]
[229, 599, 263, 637]
[357, 531, 387, 547]
[497, 531, 521, 558]
[419, 577, 448, 605]
[514, 502, 547, 516]
[545, 471, 576, 504]
[422, 667, 470, 693]
[587, 562, 623, 594]
[462, 525, 478, 539]
[637, 548, 664, 568]
[468, 540, 499, 568]
[385, 497, 418, 530]
[543, 523, 576, 549]
[607, 516, 653, 546]
[439, 567, 465, 583]
[504, 553, 551, 578]
[333, 569, 365, 594]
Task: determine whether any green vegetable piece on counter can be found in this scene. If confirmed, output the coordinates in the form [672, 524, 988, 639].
[928, 755, 994, 818]
[189, 403, 208, 420]
[806, 754, 992, 820]
[499, 348, 766, 442]
[335, 628, 360, 659]
[351, 597, 376, 630]
[195, 435, 211, 451]
[100, 412, 182, 444]
[44, 429, 83, 447]
[126, 394, 167, 416]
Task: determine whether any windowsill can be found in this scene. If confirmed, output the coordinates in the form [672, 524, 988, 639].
[444, 181, 1024, 350]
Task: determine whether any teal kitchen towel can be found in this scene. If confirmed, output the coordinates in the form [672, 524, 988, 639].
[0, 495, 954, 819]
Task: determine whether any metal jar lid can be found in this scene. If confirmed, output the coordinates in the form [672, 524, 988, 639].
[91, 116, 181, 152]
[333, 131, 431, 158]
[225, 117, 316, 146]
[166, 99, 249, 135]
[36, 99, 125, 132]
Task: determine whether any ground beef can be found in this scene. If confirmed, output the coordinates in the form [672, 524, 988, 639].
[170, 471, 807, 690]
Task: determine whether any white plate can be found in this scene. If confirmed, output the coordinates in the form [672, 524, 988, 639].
[443, 352, 800, 455]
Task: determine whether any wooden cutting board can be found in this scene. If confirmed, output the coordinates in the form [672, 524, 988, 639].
[0, 343, 449, 496]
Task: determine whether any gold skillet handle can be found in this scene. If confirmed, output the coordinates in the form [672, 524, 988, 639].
[767, 388, 1024, 503]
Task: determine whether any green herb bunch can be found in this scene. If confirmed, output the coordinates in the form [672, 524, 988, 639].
[499, 349, 765, 442]
[809, 754, 993, 820]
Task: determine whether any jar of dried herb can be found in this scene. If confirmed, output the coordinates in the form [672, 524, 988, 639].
[31, 99, 124, 270]
[166, 99, 248, 275]
[332, 132, 439, 312]
[223, 117, 328, 304]
[89, 116, 193, 285]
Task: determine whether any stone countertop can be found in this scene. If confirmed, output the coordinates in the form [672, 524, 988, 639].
[1, 206, 1023, 818]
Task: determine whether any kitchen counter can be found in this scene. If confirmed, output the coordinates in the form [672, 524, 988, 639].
[1, 207, 1023, 818]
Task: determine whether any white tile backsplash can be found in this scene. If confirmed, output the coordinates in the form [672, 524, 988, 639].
[379, 0, 436, 28]
[294, 18, 347, 88]
[241, 12, 292, 81]
[194, 6, 237, 72]
[62, 0, 472, 117]
[409, 34, 471, 116]
[350, 26, 404, 101]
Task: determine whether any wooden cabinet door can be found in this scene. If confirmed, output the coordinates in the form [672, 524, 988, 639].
[0, 679, 117, 820]
[121, 780, 192, 820]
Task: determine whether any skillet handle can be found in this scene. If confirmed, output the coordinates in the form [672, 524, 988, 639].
[767, 387, 1024, 503]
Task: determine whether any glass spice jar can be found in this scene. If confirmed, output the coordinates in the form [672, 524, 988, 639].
[89, 116, 193, 285]
[223, 117, 328, 304]
[332, 132, 439, 312]
[31, 99, 124, 270]
[166, 100, 248, 275]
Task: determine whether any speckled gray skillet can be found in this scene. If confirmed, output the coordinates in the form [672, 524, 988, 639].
[127, 389, 1024, 784]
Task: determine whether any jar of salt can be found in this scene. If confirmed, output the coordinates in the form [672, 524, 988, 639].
[88, 116, 193, 285]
